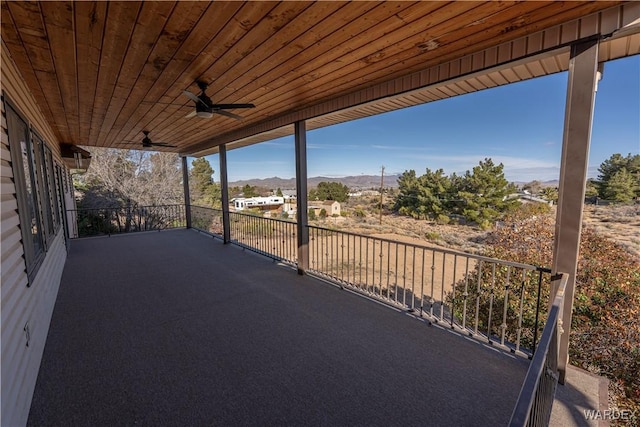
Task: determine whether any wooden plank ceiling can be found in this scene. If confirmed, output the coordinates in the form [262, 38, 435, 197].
[0, 1, 628, 155]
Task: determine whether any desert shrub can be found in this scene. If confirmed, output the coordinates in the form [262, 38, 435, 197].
[451, 204, 640, 414]
[425, 231, 440, 241]
[571, 228, 640, 415]
[435, 214, 450, 225]
[353, 207, 366, 218]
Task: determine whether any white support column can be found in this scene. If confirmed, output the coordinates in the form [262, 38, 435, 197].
[219, 145, 231, 244]
[295, 121, 309, 274]
[552, 37, 599, 384]
[181, 156, 192, 229]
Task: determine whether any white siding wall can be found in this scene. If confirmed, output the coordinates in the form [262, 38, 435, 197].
[1, 41, 70, 427]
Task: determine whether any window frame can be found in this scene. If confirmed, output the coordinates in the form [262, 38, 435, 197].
[4, 94, 68, 284]
[4, 97, 46, 282]
[31, 130, 54, 245]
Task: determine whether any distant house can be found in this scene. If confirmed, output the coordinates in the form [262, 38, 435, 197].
[232, 196, 285, 215]
[309, 200, 341, 217]
[506, 193, 553, 205]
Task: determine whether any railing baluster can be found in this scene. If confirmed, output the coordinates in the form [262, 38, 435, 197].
[430, 251, 436, 319]
[501, 266, 512, 346]
[515, 269, 527, 353]
[420, 248, 425, 316]
[378, 239, 382, 296]
[462, 257, 470, 331]
[474, 260, 483, 335]
[410, 246, 416, 311]
[450, 254, 457, 328]
[386, 241, 391, 299]
[487, 263, 497, 342]
[358, 235, 363, 290]
[372, 238, 376, 294]
[440, 253, 446, 320]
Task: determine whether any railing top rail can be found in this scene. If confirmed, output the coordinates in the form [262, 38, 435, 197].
[307, 224, 550, 273]
[509, 272, 569, 426]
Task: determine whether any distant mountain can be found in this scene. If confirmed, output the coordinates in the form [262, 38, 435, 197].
[229, 174, 402, 190]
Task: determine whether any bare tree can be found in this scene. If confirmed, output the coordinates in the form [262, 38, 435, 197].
[76, 148, 183, 208]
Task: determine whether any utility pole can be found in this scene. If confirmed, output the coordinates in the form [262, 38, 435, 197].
[379, 165, 384, 225]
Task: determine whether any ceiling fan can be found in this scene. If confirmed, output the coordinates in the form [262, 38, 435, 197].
[183, 80, 255, 120]
[125, 130, 176, 149]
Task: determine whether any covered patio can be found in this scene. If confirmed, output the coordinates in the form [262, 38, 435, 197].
[2, 2, 639, 426]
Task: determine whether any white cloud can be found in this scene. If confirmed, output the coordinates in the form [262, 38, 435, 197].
[307, 143, 362, 150]
[261, 141, 292, 148]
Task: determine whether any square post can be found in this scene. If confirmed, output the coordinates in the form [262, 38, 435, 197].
[295, 120, 309, 274]
[181, 156, 192, 228]
[219, 145, 231, 243]
[552, 37, 599, 384]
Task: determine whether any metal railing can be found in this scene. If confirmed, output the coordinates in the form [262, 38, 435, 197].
[228, 211, 297, 265]
[71, 204, 186, 237]
[71, 204, 554, 356]
[191, 205, 224, 237]
[510, 273, 568, 427]
[307, 225, 552, 356]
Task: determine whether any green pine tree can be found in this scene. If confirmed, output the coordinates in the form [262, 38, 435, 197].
[457, 158, 518, 229]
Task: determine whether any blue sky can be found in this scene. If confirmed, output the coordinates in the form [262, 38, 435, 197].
[203, 55, 639, 184]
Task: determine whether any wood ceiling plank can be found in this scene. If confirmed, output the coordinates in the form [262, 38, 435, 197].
[233, 1, 426, 101]
[253, 1, 532, 115]
[176, 2, 486, 144]
[159, 1, 420, 146]
[202, 1, 314, 95]
[107, 2, 242, 148]
[95, 1, 176, 147]
[151, 2, 311, 143]
[269, 1, 606, 118]
[103, 1, 210, 147]
[4, 1, 70, 142]
[89, 1, 142, 147]
[330, 0, 596, 100]
[0, 2, 51, 134]
[178, 1, 482, 145]
[74, 2, 107, 145]
[2, 1, 625, 152]
[138, 3, 436, 150]
[98, 2, 176, 146]
[109, 1, 240, 146]
[117, 2, 277, 149]
[40, 1, 80, 143]
[205, 1, 345, 104]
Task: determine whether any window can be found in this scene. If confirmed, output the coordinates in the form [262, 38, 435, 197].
[5, 96, 67, 283]
[43, 144, 61, 231]
[6, 101, 45, 280]
[32, 132, 54, 240]
[54, 163, 65, 227]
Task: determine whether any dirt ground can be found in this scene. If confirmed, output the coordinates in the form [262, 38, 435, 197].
[582, 204, 640, 259]
[327, 205, 640, 261]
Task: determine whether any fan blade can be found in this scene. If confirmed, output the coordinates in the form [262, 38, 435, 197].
[215, 110, 243, 120]
[211, 103, 255, 109]
[150, 142, 177, 148]
[185, 110, 197, 119]
[183, 90, 207, 107]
